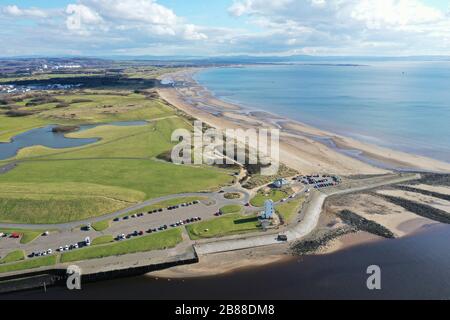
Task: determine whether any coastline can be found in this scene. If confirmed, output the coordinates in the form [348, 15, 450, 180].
[151, 67, 448, 278]
[157, 68, 450, 175]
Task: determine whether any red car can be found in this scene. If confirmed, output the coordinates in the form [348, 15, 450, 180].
[11, 232, 21, 239]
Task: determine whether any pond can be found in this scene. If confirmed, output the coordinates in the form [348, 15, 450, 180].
[0, 120, 148, 160]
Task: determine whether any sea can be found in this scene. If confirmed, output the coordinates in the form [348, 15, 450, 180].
[4, 223, 450, 300]
[3, 61, 450, 300]
[194, 62, 450, 163]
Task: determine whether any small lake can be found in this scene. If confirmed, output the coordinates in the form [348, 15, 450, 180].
[0, 120, 148, 160]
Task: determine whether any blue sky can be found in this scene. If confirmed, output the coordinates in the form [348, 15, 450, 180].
[0, 0, 449, 57]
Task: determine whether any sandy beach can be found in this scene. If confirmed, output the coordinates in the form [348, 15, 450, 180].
[152, 67, 450, 279]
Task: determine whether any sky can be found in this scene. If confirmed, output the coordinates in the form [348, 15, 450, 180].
[0, 0, 449, 57]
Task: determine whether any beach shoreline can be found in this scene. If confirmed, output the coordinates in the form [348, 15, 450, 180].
[157, 68, 450, 176]
[151, 67, 448, 278]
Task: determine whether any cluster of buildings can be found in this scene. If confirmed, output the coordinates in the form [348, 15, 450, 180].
[38, 64, 82, 72]
[0, 83, 82, 95]
[0, 84, 29, 94]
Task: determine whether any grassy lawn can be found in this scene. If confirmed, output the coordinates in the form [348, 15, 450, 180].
[276, 197, 305, 224]
[186, 214, 261, 240]
[250, 189, 291, 207]
[91, 235, 115, 246]
[61, 228, 182, 263]
[91, 220, 111, 232]
[219, 204, 242, 214]
[0, 256, 57, 274]
[0, 183, 144, 224]
[0, 250, 25, 264]
[0, 228, 44, 244]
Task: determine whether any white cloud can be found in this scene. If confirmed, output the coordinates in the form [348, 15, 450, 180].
[350, 0, 444, 29]
[226, 0, 450, 55]
[63, 0, 207, 41]
[2, 5, 48, 18]
[66, 4, 104, 34]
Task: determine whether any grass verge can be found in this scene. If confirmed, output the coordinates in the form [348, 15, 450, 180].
[0, 250, 25, 264]
[91, 235, 115, 246]
[61, 228, 182, 263]
[0, 256, 57, 274]
[91, 220, 111, 232]
[219, 204, 242, 214]
[276, 197, 305, 224]
[186, 214, 261, 240]
[0, 228, 44, 244]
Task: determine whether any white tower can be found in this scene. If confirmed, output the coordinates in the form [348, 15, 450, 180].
[262, 199, 275, 219]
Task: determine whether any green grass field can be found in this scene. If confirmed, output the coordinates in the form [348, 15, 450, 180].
[0, 108, 233, 224]
[0, 250, 25, 264]
[60, 228, 182, 263]
[0, 255, 57, 274]
[250, 189, 291, 207]
[186, 214, 261, 240]
[91, 235, 115, 246]
[219, 204, 243, 214]
[276, 197, 305, 224]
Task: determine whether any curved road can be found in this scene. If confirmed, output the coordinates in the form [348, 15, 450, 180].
[0, 186, 252, 231]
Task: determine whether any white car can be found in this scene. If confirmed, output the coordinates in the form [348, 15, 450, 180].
[58, 246, 63, 252]
[64, 245, 69, 251]
[47, 249, 53, 255]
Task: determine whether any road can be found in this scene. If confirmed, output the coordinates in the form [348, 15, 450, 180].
[0, 185, 252, 231]
[195, 173, 420, 255]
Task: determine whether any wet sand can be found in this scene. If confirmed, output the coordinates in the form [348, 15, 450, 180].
[153, 68, 450, 278]
[157, 68, 450, 175]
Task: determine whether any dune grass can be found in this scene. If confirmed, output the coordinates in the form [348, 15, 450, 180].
[186, 214, 261, 240]
[61, 228, 182, 263]
[276, 197, 305, 224]
[0, 250, 26, 264]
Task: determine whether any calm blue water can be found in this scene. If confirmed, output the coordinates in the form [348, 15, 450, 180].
[0, 121, 148, 160]
[195, 62, 450, 163]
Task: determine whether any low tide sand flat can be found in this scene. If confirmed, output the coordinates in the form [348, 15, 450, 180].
[158, 69, 450, 175]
